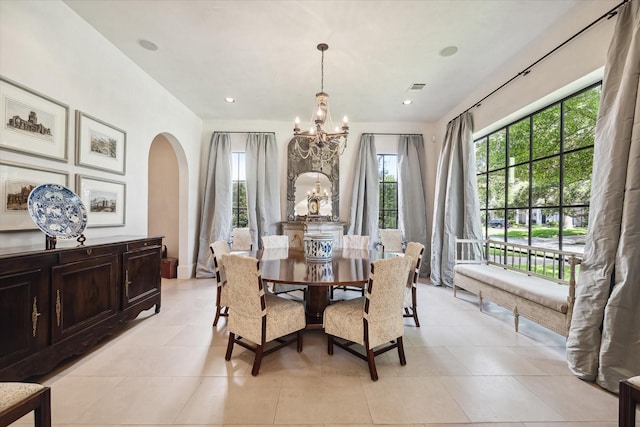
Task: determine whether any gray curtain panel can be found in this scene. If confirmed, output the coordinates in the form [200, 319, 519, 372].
[567, 0, 640, 393]
[347, 134, 379, 248]
[195, 132, 232, 279]
[246, 132, 281, 249]
[398, 134, 430, 274]
[430, 112, 483, 287]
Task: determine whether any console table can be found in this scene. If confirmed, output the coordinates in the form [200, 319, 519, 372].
[280, 221, 345, 249]
[0, 236, 162, 381]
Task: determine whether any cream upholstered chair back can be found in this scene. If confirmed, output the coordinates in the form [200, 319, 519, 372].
[231, 228, 252, 251]
[379, 229, 403, 252]
[261, 235, 289, 249]
[342, 235, 369, 250]
[365, 256, 413, 347]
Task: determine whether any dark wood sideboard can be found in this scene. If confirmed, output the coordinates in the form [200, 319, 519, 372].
[0, 236, 162, 381]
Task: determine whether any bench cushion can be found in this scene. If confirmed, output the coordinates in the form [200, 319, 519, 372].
[0, 382, 46, 412]
[454, 264, 569, 313]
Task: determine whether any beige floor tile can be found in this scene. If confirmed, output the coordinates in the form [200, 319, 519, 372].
[445, 346, 547, 375]
[47, 376, 124, 424]
[397, 346, 473, 376]
[73, 376, 201, 424]
[175, 376, 282, 424]
[523, 423, 618, 427]
[515, 375, 619, 421]
[363, 377, 471, 423]
[439, 375, 563, 422]
[275, 376, 372, 424]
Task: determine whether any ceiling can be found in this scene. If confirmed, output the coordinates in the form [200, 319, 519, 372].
[64, 0, 595, 124]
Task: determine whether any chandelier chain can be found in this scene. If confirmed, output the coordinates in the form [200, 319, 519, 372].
[320, 48, 324, 93]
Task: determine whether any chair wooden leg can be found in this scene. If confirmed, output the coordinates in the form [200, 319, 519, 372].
[212, 307, 221, 326]
[619, 379, 638, 427]
[252, 344, 264, 376]
[366, 347, 378, 381]
[225, 332, 235, 360]
[34, 387, 51, 427]
[412, 288, 420, 327]
[397, 336, 407, 366]
[327, 334, 334, 355]
[297, 330, 304, 352]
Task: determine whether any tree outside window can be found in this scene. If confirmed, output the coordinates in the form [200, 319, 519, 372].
[378, 154, 398, 229]
[475, 83, 600, 253]
[232, 152, 248, 228]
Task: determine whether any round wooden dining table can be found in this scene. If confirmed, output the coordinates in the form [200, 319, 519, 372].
[256, 248, 384, 327]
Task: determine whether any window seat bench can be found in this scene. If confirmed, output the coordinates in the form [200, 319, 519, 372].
[453, 239, 581, 337]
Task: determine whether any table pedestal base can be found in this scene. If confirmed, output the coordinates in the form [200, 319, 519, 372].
[305, 286, 329, 328]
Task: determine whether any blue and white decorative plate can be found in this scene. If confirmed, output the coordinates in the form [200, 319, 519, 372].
[28, 184, 87, 238]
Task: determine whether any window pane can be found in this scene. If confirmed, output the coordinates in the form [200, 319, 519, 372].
[377, 154, 398, 230]
[563, 207, 589, 254]
[563, 148, 592, 206]
[477, 174, 487, 209]
[487, 209, 506, 239]
[532, 157, 559, 207]
[533, 104, 561, 159]
[383, 156, 398, 180]
[508, 208, 529, 243]
[508, 118, 530, 164]
[488, 130, 506, 170]
[480, 211, 488, 238]
[532, 208, 560, 250]
[488, 171, 505, 209]
[507, 164, 529, 208]
[476, 137, 487, 173]
[564, 86, 600, 151]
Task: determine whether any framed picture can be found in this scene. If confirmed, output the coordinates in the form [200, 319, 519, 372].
[0, 160, 69, 231]
[75, 111, 126, 175]
[76, 174, 126, 227]
[0, 76, 69, 162]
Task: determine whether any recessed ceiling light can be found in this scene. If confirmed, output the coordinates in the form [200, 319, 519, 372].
[138, 39, 158, 51]
[402, 99, 413, 105]
[439, 46, 458, 57]
[224, 97, 235, 103]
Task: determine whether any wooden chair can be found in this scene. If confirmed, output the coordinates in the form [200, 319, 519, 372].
[323, 256, 413, 381]
[210, 240, 231, 326]
[331, 235, 370, 298]
[231, 227, 253, 251]
[378, 229, 404, 253]
[619, 376, 640, 427]
[0, 383, 51, 427]
[261, 236, 306, 299]
[221, 254, 305, 376]
[403, 242, 425, 327]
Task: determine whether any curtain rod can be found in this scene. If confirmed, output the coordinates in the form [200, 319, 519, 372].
[214, 131, 275, 134]
[363, 133, 423, 136]
[450, 0, 629, 124]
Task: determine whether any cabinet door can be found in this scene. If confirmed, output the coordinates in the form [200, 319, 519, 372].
[0, 269, 49, 368]
[122, 245, 161, 311]
[51, 254, 119, 343]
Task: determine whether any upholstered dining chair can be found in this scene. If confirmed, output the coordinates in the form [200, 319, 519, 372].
[619, 376, 640, 427]
[403, 241, 425, 327]
[323, 255, 413, 381]
[0, 382, 51, 427]
[378, 229, 404, 253]
[261, 235, 306, 299]
[331, 234, 370, 299]
[210, 240, 231, 326]
[231, 227, 253, 251]
[221, 254, 305, 376]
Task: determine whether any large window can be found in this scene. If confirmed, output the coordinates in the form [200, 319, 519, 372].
[475, 83, 601, 252]
[378, 154, 398, 229]
[231, 152, 248, 228]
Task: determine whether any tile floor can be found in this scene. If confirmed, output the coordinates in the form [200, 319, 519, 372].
[12, 277, 632, 426]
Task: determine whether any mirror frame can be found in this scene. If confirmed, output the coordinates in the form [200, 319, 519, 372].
[286, 137, 339, 221]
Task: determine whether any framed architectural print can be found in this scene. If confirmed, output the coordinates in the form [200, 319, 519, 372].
[76, 174, 126, 227]
[0, 76, 69, 162]
[0, 160, 68, 231]
[75, 111, 126, 175]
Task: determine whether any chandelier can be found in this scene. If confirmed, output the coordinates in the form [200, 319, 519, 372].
[293, 43, 348, 164]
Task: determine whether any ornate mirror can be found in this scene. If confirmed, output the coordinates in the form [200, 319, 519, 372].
[286, 137, 339, 221]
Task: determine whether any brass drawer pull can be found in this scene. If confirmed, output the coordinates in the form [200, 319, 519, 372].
[32, 297, 41, 337]
[56, 290, 61, 326]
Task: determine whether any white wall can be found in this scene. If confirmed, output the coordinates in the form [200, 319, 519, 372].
[0, 0, 202, 277]
[435, 0, 617, 139]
